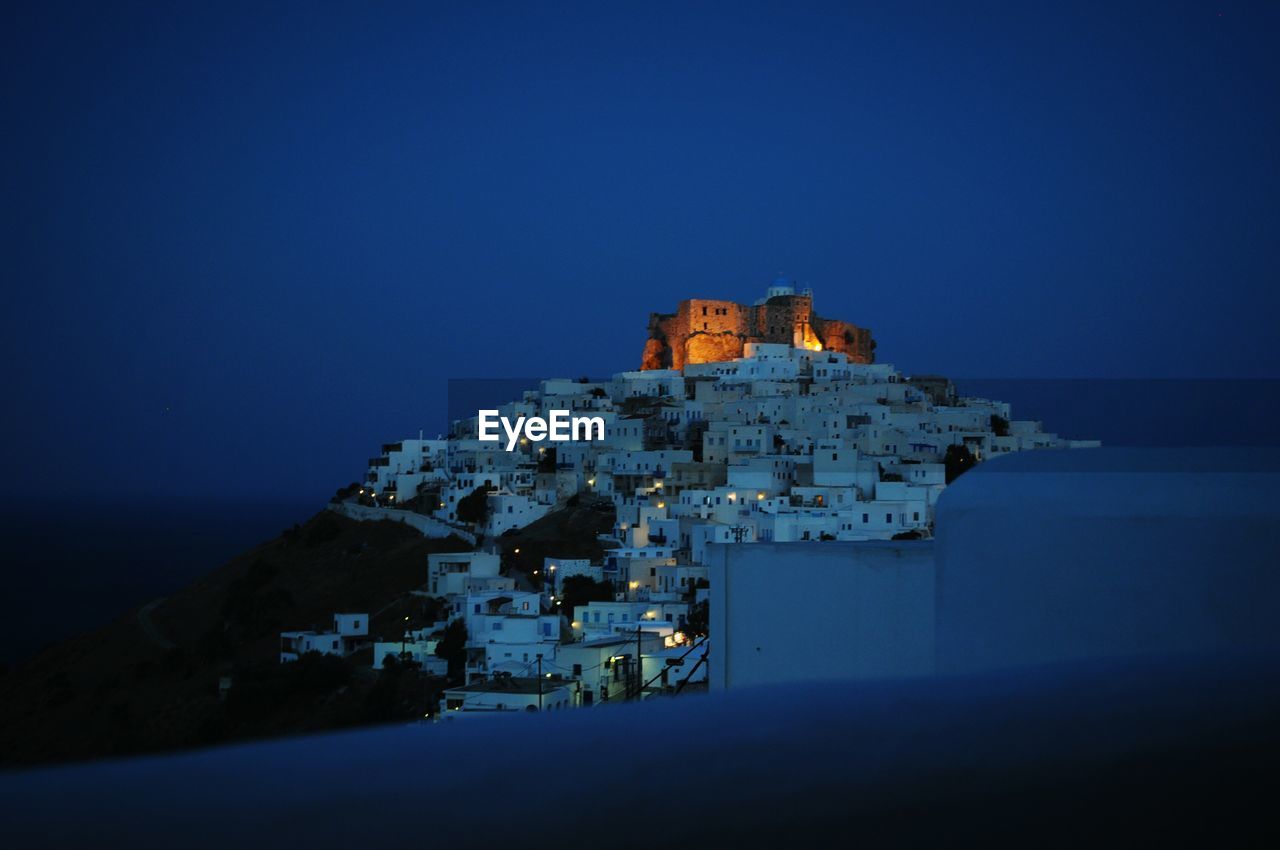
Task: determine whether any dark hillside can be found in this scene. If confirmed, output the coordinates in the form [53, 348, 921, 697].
[0, 511, 473, 767]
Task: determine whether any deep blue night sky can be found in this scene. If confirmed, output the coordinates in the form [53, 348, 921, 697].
[4, 1, 1279, 505]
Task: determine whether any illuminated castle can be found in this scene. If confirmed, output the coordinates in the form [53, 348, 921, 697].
[639, 277, 875, 371]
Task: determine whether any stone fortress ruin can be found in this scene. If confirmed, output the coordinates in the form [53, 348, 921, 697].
[640, 277, 876, 371]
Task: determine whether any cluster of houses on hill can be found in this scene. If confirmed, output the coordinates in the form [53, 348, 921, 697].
[287, 286, 1098, 715]
[283, 549, 708, 712]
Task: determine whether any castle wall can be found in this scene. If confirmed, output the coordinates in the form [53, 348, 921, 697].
[811, 316, 875, 363]
[641, 292, 874, 370]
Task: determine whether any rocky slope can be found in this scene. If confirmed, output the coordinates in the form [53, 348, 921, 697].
[0, 511, 471, 767]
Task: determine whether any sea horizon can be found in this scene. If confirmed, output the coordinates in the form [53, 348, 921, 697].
[0, 498, 322, 667]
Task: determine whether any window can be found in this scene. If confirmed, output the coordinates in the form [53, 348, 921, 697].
[913, 512, 920, 521]
[353, 620, 360, 629]
[492, 621, 503, 631]
[573, 663, 583, 676]
[886, 513, 893, 524]
[862, 513, 869, 523]
[542, 622, 552, 637]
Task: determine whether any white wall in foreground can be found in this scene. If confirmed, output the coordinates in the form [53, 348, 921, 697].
[934, 448, 1280, 675]
[709, 540, 935, 689]
[710, 449, 1280, 689]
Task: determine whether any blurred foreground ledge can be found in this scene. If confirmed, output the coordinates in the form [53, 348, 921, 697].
[2, 653, 1278, 847]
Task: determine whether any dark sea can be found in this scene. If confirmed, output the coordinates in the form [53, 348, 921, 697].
[4, 379, 1276, 669]
[0, 500, 319, 667]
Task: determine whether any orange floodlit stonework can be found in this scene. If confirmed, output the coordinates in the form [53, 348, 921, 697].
[640, 288, 875, 371]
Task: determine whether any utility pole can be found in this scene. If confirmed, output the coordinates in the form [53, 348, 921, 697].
[633, 625, 643, 700]
[537, 653, 543, 711]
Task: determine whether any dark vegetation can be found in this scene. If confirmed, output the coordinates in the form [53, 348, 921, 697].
[0, 511, 469, 767]
[455, 485, 495, 526]
[433, 619, 468, 680]
[559, 575, 616, 617]
[331, 481, 363, 502]
[495, 494, 616, 587]
[683, 598, 709, 638]
[944, 444, 979, 484]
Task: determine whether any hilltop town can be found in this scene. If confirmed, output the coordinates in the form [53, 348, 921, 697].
[307, 279, 1099, 713]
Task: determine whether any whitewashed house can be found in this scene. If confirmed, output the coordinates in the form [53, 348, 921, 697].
[280, 613, 368, 663]
[428, 551, 504, 596]
[440, 676, 580, 714]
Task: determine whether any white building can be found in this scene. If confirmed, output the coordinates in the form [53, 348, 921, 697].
[553, 633, 667, 705]
[485, 490, 551, 536]
[428, 552, 504, 596]
[372, 630, 448, 674]
[364, 438, 448, 503]
[280, 613, 369, 663]
[440, 676, 580, 713]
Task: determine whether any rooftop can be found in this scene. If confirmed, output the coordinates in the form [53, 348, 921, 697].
[445, 677, 570, 696]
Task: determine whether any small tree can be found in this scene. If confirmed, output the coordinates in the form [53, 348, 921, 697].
[944, 444, 978, 484]
[434, 619, 468, 681]
[560, 576, 616, 622]
[990, 414, 1010, 438]
[684, 599, 709, 638]
[455, 485, 493, 526]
